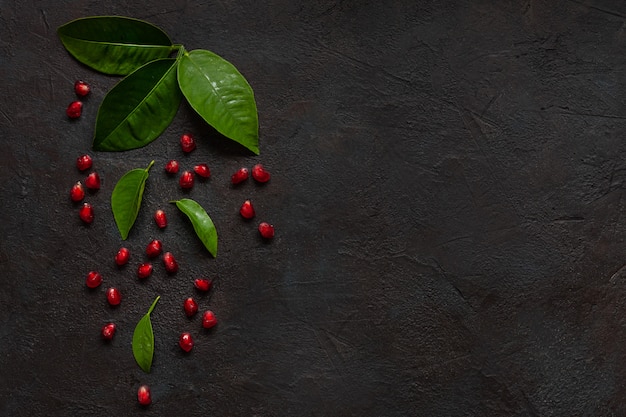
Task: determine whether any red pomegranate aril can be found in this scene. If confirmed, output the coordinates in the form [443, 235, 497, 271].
[106, 287, 121, 306]
[137, 385, 151, 406]
[194, 278, 212, 292]
[202, 310, 218, 329]
[180, 133, 196, 153]
[179, 170, 194, 189]
[76, 154, 93, 171]
[137, 263, 153, 279]
[258, 222, 275, 239]
[145, 239, 162, 258]
[165, 159, 179, 175]
[163, 252, 178, 274]
[179, 332, 194, 352]
[115, 247, 130, 266]
[66, 100, 83, 119]
[85, 271, 103, 288]
[251, 164, 271, 183]
[183, 297, 198, 317]
[239, 200, 255, 219]
[231, 167, 249, 185]
[70, 181, 85, 202]
[74, 80, 90, 97]
[193, 163, 211, 179]
[154, 209, 167, 228]
[79, 202, 94, 224]
[84, 172, 101, 191]
[101, 323, 116, 340]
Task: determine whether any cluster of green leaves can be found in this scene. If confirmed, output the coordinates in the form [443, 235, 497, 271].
[58, 16, 259, 154]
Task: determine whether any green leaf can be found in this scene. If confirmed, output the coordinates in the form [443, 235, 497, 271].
[172, 198, 218, 257]
[58, 16, 175, 75]
[177, 49, 259, 154]
[93, 58, 182, 151]
[132, 296, 160, 373]
[111, 161, 154, 240]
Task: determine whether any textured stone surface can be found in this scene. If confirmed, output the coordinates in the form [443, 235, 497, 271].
[2, 0, 626, 415]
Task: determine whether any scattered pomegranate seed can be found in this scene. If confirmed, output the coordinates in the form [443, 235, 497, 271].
[183, 297, 198, 317]
[66, 101, 83, 119]
[180, 133, 196, 153]
[202, 310, 218, 329]
[145, 239, 162, 258]
[231, 167, 249, 185]
[163, 252, 178, 274]
[251, 164, 271, 183]
[179, 332, 194, 352]
[258, 222, 275, 239]
[194, 278, 212, 292]
[101, 323, 116, 340]
[106, 287, 121, 306]
[85, 271, 103, 289]
[193, 163, 211, 179]
[76, 154, 93, 171]
[239, 200, 255, 219]
[164, 159, 179, 175]
[179, 170, 194, 189]
[154, 209, 167, 228]
[70, 181, 85, 202]
[137, 263, 153, 279]
[84, 172, 101, 190]
[74, 80, 90, 97]
[115, 247, 130, 266]
[79, 202, 94, 224]
[137, 385, 151, 406]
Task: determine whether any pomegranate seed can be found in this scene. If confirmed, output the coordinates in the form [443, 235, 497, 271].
[145, 239, 162, 258]
[165, 159, 179, 175]
[179, 171, 194, 189]
[180, 133, 196, 153]
[115, 247, 130, 266]
[194, 278, 213, 292]
[70, 181, 85, 202]
[76, 154, 93, 171]
[183, 297, 198, 317]
[74, 80, 90, 97]
[101, 323, 116, 340]
[106, 287, 121, 306]
[163, 252, 178, 274]
[179, 332, 194, 352]
[202, 310, 218, 329]
[137, 263, 153, 279]
[193, 163, 211, 179]
[231, 167, 249, 185]
[239, 200, 255, 219]
[137, 385, 151, 406]
[66, 101, 83, 119]
[84, 172, 101, 191]
[251, 164, 271, 183]
[258, 222, 275, 239]
[154, 209, 167, 229]
[79, 202, 94, 224]
[85, 271, 103, 289]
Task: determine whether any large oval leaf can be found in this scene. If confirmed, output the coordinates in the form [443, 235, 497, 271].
[177, 49, 259, 154]
[94, 58, 182, 151]
[132, 296, 160, 373]
[111, 161, 154, 240]
[173, 198, 218, 257]
[58, 16, 174, 75]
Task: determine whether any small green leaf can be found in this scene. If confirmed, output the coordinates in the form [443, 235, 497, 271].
[58, 16, 175, 75]
[132, 296, 160, 373]
[173, 198, 218, 257]
[111, 161, 154, 240]
[177, 49, 259, 154]
[93, 58, 182, 151]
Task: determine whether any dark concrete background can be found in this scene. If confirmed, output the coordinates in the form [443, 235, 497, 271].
[2, 0, 626, 415]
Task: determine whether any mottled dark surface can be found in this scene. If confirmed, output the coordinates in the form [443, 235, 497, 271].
[2, 0, 626, 416]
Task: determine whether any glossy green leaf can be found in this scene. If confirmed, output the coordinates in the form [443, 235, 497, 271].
[93, 58, 181, 151]
[111, 161, 154, 240]
[177, 49, 259, 154]
[132, 296, 160, 373]
[58, 16, 174, 75]
[173, 198, 218, 257]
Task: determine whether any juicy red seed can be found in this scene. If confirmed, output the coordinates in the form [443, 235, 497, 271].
[106, 287, 121, 306]
[101, 323, 116, 340]
[85, 271, 103, 288]
[183, 297, 198, 317]
[239, 200, 255, 219]
[76, 154, 93, 171]
[115, 247, 130, 266]
[70, 181, 85, 202]
[180, 133, 196, 153]
[179, 332, 194, 352]
[165, 159, 179, 175]
[66, 101, 83, 119]
[231, 167, 249, 185]
[84, 172, 101, 190]
[202, 310, 218, 329]
[145, 240, 162, 258]
[79, 202, 94, 224]
[193, 163, 211, 179]
[163, 252, 178, 274]
[137, 263, 153, 279]
[74, 80, 90, 97]
[194, 278, 212, 292]
[258, 222, 275, 239]
[137, 385, 151, 406]
[179, 171, 194, 189]
[154, 209, 167, 228]
[251, 164, 271, 183]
